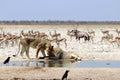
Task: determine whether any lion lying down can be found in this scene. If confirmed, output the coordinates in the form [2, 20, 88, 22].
[46, 46, 81, 61]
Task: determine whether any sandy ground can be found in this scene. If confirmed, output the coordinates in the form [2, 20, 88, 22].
[0, 24, 120, 80]
[1, 67, 120, 80]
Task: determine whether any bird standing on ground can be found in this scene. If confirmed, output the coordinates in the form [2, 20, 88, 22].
[62, 70, 69, 80]
[3, 57, 11, 64]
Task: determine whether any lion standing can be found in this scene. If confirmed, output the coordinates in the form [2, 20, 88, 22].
[17, 38, 52, 59]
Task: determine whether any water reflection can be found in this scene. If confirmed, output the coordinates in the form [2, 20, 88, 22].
[2, 60, 120, 68]
[1, 60, 77, 67]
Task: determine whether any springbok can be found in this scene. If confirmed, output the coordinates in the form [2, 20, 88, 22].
[101, 33, 113, 43]
[88, 29, 95, 43]
[109, 36, 120, 47]
[20, 30, 29, 38]
[67, 30, 75, 41]
[49, 30, 61, 38]
[101, 29, 109, 35]
[47, 37, 67, 48]
[115, 29, 120, 36]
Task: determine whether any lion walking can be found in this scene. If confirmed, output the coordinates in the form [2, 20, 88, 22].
[16, 38, 52, 59]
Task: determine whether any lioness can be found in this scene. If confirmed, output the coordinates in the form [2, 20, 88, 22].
[16, 38, 52, 59]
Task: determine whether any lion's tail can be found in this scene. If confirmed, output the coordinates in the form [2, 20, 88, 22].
[14, 41, 21, 56]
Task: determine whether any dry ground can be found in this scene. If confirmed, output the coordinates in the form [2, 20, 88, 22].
[1, 67, 120, 80]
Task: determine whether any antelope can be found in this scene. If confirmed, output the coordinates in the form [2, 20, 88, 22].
[47, 37, 67, 48]
[88, 30, 95, 36]
[34, 32, 48, 39]
[115, 29, 120, 36]
[49, 31, 61, 38]
[88, 30, 95, 43]
[109, 36, 120, 47]
[109, 38, 118, 47]
[115, 36, 120, 40]
[39, 32, 48, 39]
[101, 29, 109, 35]
[55, 38, 67, 48]
[20, 30, 29, 38]
[101, 33, 113, 43]
[67, 30, 75, 41]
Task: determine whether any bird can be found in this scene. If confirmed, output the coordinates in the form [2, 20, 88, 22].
[62, 70, 69, 80]
[3, 57, 11, 64]
[12, 55, 17, 57]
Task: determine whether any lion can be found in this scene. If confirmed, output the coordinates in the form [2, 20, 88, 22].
[15, 38, 52, 59]
[47, 46, 81, 61]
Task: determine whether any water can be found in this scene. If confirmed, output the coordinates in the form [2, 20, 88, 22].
[1, 60, 120, 68]
[76, 60, 120, 68]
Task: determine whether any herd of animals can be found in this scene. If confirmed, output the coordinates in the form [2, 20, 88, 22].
[1, 28, 120, 62]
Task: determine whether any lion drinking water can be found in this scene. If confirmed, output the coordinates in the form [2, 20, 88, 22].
[47, 46, 81, 61]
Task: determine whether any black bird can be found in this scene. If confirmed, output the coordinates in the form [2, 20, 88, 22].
[62, 70, 69, 80]
[3, 57, 11, 64]
[13, 55, 17, 57]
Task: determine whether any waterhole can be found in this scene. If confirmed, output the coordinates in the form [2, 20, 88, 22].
[1, 60, 120, 68]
